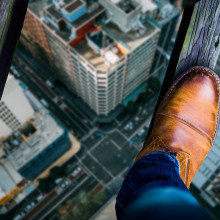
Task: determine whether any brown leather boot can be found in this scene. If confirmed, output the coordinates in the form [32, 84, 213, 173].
[136, 66, 220, 188]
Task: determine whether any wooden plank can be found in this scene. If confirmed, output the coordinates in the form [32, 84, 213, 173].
[0, 0, 15, 53]
[176, 0, 220, 75]
[0, 0, 29, 99]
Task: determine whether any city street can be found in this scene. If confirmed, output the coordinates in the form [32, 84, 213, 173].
[9, 50, 158, 220]
[13, 50, 94, 140]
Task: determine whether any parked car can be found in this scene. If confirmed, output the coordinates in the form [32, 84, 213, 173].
[130, 136, 138, 145]
[138, 128, 145, 136]
[19, 82, 28, 90]
[46, 80, 54, 88]
[13, 69, 21, 77]
[55, 178, 63, 185]
[13, 213, 23, 220]
[24, 204, 32, 213]
[124, 122, 133, 130]
[124, 124, 130, 130]
[72, 167, 82, 177]
[135, 117, 139, 121]
[95, 132, 105, 138]
[36, 194, 44, 202]
[40, 98, 49, 108]
[60, 183, 67, 189]
[70, 181, 78, 189]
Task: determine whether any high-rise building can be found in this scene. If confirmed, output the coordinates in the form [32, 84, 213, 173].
[192, 129, 220, 208]
[146, 0, 180, 73]
[21, 0, 178, 116]
[0, 75, 34, 138]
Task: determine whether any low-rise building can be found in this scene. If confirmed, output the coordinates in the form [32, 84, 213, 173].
[2, 108, 71, 180]
[0, 75, 74, 213]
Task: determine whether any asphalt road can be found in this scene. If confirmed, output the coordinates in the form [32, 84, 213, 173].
[9, 49, 159, 220]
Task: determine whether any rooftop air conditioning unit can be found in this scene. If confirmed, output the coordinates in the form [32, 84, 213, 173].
[111, 0, 121, 4]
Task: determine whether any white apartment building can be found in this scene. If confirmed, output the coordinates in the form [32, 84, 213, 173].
[0, 75, 34, 138]
[71, 25, 159, 115]
[70, 0, 160, 115]
[22, 0, 179, 116]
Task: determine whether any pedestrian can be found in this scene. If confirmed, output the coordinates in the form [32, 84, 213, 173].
[116, 67, 218, 220]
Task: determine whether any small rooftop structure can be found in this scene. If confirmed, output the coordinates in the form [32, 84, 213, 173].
[74, 40, 123, 71]
[65, 0, 84, 13]
[29, 0, 105, 41]
[74, 17, 159, 72]
[138, 0, 158, 13]
[117, 0, 138, 14]
[98, 17, 158, 51]
[98, 0, 142, 33]
[45, 0, 87, 26]
[2, 108, 64, 170]
[86, 28, 114, 53]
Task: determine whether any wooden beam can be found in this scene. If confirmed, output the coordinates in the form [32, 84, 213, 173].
[0, 0, 29, 99]
[147, 0, 220, 139]
[176, 0, 220, 75]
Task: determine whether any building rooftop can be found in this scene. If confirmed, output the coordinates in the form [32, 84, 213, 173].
[117, 0, 138, 14]
[28, 0, 178, 44]
[65, 0, 83, 13]
[71, 3, 104, 29]
[2, 108, 64, 170]
[29, 0, 105, 41]
[138, 0, 157, 13]
[99, 19, 158, 51]
[0, 166, 15, 199]
[73, 17, 159, 72]
[75, 43, 111, 70]
[87, 29, 114, 49]
[47, 5, 62, 20]
[155, 0, 180, 25]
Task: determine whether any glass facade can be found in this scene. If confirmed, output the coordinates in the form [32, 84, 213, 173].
[18, 129, 71, 180]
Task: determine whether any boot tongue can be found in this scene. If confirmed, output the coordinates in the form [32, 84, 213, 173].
[158, 145, 181, 157]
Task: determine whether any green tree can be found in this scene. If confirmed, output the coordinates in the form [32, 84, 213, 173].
[57, 190, 107, 220]
[50, 166, 65, 181]
[126, 102, 138, 114]
[137, 92, 152, 103]
[38, 178, 50, 192]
